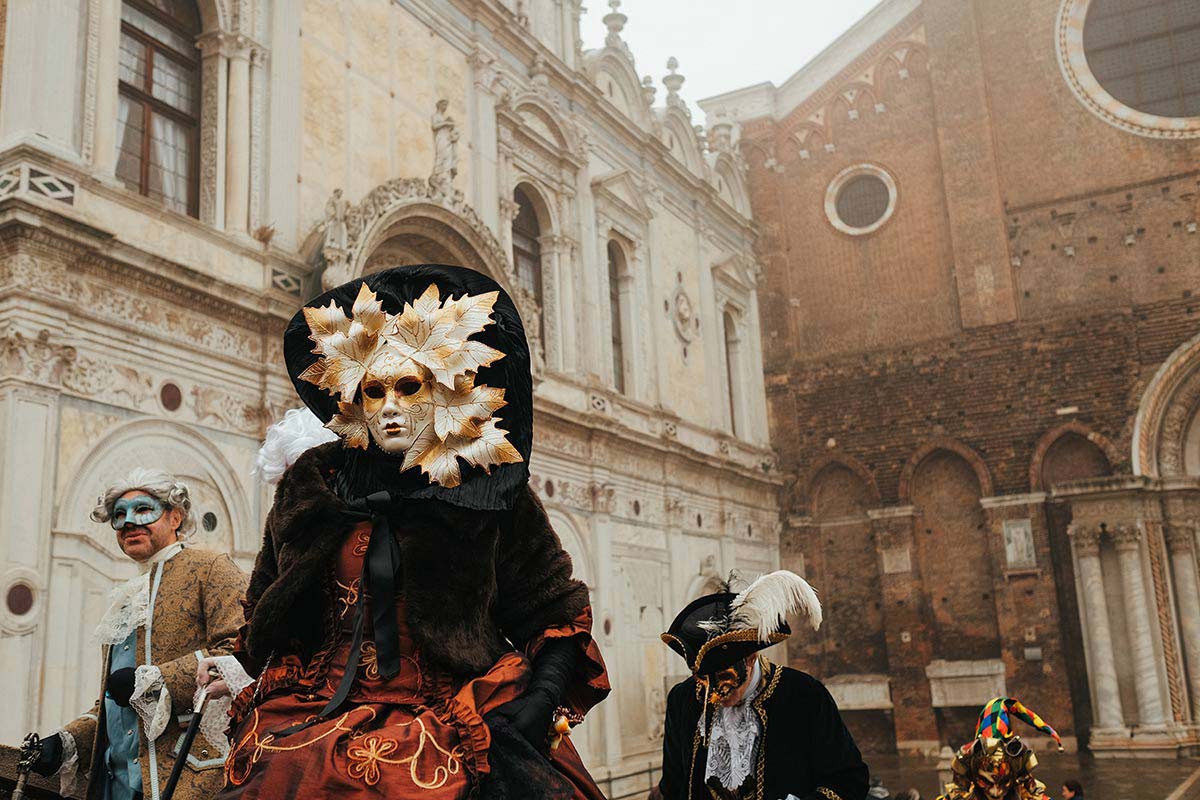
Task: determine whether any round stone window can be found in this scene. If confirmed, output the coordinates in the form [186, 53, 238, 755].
[1057, 0, 1200, 139]
[825, 165, 898, 236]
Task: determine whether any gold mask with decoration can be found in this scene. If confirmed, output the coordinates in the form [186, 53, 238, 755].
[696, 661, 750, 706]
[298, 282, 523, 488]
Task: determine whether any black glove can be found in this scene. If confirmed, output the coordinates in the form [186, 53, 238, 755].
[106, 666, 137, 707]
[29, 733, 63, 778]
[497, 638, 578, 749]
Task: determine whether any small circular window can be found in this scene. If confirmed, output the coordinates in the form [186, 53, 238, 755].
[1057, 0, 1200, 139]
[825, 165, 897, 235]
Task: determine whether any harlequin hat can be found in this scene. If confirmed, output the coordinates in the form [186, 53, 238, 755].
[949, 697, 1062, 793]
[972, 697, 1062, 750]
[661, 571, 821, 677]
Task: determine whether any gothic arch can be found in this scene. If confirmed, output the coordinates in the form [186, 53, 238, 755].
[792, 453, 881, 515]
[512, 179, 559, 235]
[1030, 421, 1121, 491]
[711, 153, 750, 216]
[329, 179, 514, 293]
[54, 418, 253, 557]
[1133, 330, 1200, 477]
[197, 0, 230, 33]
[659, 107, 703, 175]
[510, 94, 581, 156]
[584, 50, 650, 128]
[898, 437, 994, 504]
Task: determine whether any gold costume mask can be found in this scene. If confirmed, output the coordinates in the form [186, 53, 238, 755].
[299, 282, 523, 487]
[697, 661, 749, 706]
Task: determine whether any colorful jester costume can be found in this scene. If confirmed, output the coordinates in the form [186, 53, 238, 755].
[936, 698, 1063, 800]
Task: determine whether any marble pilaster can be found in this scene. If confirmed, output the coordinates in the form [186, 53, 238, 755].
[224, 44, 251, 233]
[1166, 521, 1200, 720]
[1069, 523, 1125, 732]
[1113, 524, 1168, 728]
[92, 0, 121, 175]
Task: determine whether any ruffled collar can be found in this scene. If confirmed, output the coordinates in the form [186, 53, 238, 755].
[704, 658, 765, 791]
[93, 542, 185, 646]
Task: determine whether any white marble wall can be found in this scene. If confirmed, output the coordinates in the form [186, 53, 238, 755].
[0, 0, 781, 787]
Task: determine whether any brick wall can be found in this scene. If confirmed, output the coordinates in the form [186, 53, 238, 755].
[738, 0, 1200, 754]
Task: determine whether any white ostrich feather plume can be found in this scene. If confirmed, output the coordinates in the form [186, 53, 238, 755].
[731, 570, 822, 641]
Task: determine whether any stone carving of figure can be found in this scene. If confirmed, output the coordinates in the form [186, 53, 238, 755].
[323, 188, 350, 252]
[322, 188, 353, 290]
[429, 99, 460, 199]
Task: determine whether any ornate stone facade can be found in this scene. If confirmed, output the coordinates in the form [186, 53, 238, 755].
[0, 0, 777, 792]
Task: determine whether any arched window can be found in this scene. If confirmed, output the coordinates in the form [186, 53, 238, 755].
[607, 241, 626, 394]
[116, 0, 201, 217]
[1083, 0, 1200, 118]
[723, 310, 740, 436]
[511, 187, 544, 309]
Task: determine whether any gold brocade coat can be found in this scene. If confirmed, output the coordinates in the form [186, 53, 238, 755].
[61, 546, 247, 800]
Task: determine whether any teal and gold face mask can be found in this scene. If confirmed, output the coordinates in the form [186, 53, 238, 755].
[110, 495, 165, 530]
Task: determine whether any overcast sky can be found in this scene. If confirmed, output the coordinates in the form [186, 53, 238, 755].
[579, 0, 884, 121]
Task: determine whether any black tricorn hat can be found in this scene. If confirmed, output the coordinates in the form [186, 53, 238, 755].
[661, 571, 821, 677]
[283, 264, 532, 511]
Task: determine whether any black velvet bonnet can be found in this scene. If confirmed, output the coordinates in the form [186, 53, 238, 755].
[283, 264, 532, 511]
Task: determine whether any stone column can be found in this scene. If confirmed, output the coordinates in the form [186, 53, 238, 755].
[197, 34, 228, 227]
[1166, 522, 1200, 720]
[498, 196, 518, 268]
[1069, 523, 1125, 731]
[1113, 524, 1168, 727]
[92, 0, 122, 174]
[224, 41, 251, 233]
[538, 234, 562, 373]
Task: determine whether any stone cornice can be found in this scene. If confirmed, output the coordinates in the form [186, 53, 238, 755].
[0, 202, 295, 329]
[980, 491, 1048, 509]
[0, 144, 282, 268]
[532, 391, 782, 491]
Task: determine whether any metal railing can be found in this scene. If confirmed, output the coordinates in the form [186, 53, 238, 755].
[594, 760, 662, 800]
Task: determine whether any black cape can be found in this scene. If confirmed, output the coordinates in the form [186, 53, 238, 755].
[657, 661, 869, 800]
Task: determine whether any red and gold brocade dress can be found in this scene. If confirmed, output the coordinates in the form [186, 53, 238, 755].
[222, 522, 607, 799]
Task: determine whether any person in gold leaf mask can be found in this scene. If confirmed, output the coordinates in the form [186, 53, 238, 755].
[207, 265, 609, 800]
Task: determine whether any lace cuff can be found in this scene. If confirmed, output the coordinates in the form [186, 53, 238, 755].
[53, 730, 80, 796]
[130, 665, 171, 740]
[196, 655, 254, 757]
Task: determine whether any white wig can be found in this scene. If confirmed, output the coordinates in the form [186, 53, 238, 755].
[253, 407, 338, 485]
[90, 468, 195, 537]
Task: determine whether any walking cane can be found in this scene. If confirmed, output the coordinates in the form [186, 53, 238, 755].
[160, 667, 219, 800]
[12, 732, 43, 800]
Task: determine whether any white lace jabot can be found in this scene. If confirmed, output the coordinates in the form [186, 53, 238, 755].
[93, 541, 184, 646]
[703, 659, 764, 792]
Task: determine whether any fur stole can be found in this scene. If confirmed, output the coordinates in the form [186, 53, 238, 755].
[243, 442, 588, 676]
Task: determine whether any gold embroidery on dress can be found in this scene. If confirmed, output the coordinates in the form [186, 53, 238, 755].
[352, 528, 370, 557]
[335, 578, 361, 619]
[226, 705, 463, 791]
[361, 640, 381, 681]
[817, 788, 843, 800]
[344, 721, 464, 789]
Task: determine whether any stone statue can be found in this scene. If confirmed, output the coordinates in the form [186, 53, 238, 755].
[322, 188, 352, 289]
[429, 99, 460, 199]
[323, 188, 350, 253]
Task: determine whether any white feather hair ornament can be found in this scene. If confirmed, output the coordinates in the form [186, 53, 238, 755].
[730, 570, 822, 641]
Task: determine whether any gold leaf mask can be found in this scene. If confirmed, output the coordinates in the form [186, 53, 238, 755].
[300, 282, 523, 487]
